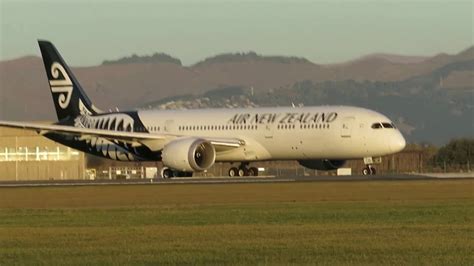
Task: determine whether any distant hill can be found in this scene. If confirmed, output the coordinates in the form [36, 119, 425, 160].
[102, 53, 182, 66]
[338, 53, 429, 65]
[193, 51, 313, 67]
[0, 46, 472, 144]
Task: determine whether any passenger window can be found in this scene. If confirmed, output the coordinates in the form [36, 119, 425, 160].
[371, 123, 383, 129]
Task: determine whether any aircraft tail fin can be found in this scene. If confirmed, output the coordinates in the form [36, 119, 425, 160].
[38, 40, 101, 121]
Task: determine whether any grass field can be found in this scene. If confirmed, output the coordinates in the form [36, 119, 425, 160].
[0, 180, 473, 265]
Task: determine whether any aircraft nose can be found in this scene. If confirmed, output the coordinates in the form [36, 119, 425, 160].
[390, 131, 406, 153]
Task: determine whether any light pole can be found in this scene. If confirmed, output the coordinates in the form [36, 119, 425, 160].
[15, 136, 18, 181]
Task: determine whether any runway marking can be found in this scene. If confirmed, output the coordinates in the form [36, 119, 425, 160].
[0, 175, 471, 188]
[0, 178, 296, 187]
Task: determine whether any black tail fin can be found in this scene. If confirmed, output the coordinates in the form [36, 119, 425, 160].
[38, 40, 101, 121]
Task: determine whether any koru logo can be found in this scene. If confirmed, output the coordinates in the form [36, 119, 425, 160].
[49, 62, 73, 109]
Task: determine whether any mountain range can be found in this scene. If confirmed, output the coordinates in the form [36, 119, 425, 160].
[0, 46, 472, 144]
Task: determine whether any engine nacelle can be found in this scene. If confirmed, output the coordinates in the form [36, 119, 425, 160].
[162, 138, 216, 172]
[298, 159, 346, 171]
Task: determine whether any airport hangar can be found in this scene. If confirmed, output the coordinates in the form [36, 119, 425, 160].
[0, 126, 424, 181]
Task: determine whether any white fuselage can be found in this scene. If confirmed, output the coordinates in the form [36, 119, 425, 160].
[136, 105, 406, 162]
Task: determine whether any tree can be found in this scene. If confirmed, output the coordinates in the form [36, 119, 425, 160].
[433, 138, 474, 167]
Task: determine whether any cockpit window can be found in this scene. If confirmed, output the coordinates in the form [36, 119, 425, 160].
[371, 123, 383, 129]
[382, 122, 394, 128]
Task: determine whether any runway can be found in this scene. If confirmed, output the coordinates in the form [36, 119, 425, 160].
[0, 173, 472, 187]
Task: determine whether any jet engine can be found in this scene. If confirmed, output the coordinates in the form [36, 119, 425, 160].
[162, 138, 216, 172]
[298, 159, 346, 171]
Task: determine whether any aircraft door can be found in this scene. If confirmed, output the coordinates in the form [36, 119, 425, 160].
[164, 120, 175, 133]
[340, 117, 355, 138]
[264, 124, 274, 139]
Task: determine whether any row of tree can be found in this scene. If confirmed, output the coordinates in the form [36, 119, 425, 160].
[431, 138, 473, 168]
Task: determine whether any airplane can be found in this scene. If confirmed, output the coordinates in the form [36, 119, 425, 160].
[0, 40, 406, 178]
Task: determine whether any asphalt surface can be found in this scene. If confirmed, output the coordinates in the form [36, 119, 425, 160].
[0, 174, 471, 187]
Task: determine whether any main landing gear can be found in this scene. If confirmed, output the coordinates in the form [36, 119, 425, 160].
[228, 163, 259, 177]
[161, 167, 193, 179]
[362, 165, 377, 175]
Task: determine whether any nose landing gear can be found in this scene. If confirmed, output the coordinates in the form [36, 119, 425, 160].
[228, 163, 259, 177]
[362, 157, 381, 176]
[362, 165, 376, 175]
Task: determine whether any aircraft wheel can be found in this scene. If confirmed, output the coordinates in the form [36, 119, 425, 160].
[228, 167, 238, 177]
[362, 167, 370, 176]
[161, 167, 174, 179]
[238, 167, 247, 177]
[248, 167, 259, 176]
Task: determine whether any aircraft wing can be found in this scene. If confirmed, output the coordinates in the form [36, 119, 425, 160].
[0, 121, 244, 152]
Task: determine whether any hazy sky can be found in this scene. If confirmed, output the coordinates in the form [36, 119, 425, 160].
[0, 0, 472, 66]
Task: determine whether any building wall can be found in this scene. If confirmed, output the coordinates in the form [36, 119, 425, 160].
[0, 127, 86, 181]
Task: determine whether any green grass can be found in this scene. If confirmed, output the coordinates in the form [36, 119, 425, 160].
[0, 180, 473, 265]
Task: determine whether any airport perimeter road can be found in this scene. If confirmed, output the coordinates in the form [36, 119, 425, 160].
[0, 174, 472, 187]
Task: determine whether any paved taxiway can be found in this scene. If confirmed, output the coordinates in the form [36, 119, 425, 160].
[0, 174, 472, 187]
